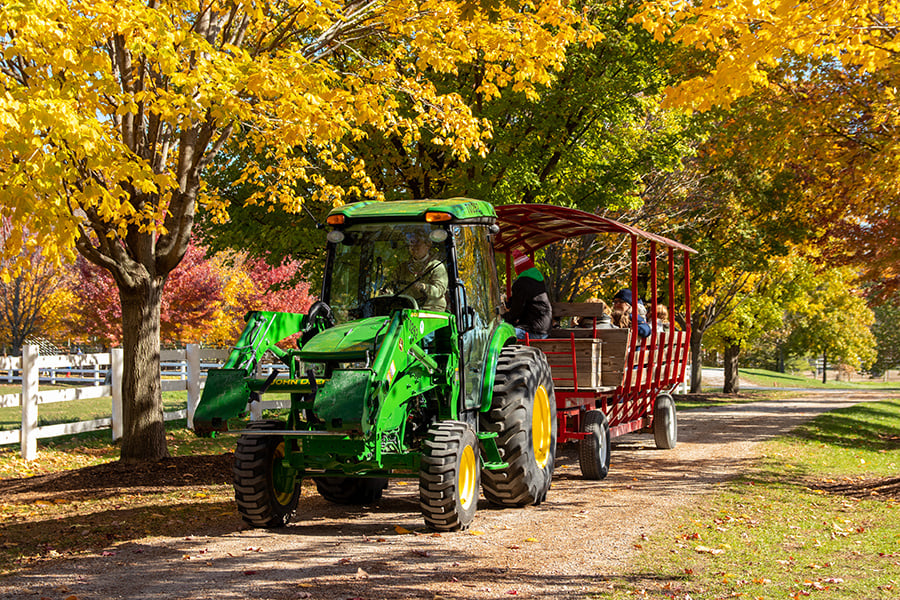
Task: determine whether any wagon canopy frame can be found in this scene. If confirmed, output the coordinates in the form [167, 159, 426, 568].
[492, 203, 696, 417]
[492, 204, 697, 256]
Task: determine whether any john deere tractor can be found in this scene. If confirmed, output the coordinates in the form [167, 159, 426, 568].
[194, 198, 556, 531]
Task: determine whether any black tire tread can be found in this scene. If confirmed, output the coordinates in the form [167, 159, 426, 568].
[579, 409, 611, 480]
[233, 420, 300, 528]
[653, 394, 677, 449]
[313, 477, 388, 505]
[480, 345, 557, 507]
[419, 420, 479, 531]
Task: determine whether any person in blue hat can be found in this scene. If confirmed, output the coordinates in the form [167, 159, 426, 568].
[612, 288, 651, 338]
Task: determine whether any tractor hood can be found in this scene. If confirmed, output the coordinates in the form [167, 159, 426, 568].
[299, 316, 391, 361]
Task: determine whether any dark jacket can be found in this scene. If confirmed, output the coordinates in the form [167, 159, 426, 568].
[505, 268, 552, 336]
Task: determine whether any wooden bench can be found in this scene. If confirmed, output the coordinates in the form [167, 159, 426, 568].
[532, 327, 687, 390]
[527, 337, 602, 388]
[551, 301, 610, 327]
[524, 303, 689, 392]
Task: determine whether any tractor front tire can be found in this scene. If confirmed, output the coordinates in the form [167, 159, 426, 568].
[481, 345, 557, 507]
[419, 421, 480, 531]
[579, 409, 611, 480]
[233, 420, 300, 528]
[314, 477, 389, 505]
[653, 393, 678, 449]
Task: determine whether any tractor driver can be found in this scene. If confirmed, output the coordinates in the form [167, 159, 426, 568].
[403, 230, 448, 311]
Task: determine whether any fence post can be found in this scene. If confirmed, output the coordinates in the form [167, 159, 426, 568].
[186, 344, 200, 429]
[111, 348, 124, 441]
[20, 345, 38, 460]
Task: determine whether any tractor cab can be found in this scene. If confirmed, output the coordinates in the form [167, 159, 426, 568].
[324, 222, 451, 322]
[319, 199, 509, 412]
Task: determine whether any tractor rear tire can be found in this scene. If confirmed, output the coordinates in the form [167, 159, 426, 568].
[233, 420, 300, 528]
[653, 393, 677, 449]
[313, 477, 389, 505]
[419, 420, 480, 531]
[480, 345, 557, 507]
[579, 409, 611, 480]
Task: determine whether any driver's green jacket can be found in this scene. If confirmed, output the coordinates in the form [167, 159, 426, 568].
[406, 256, 448, 311]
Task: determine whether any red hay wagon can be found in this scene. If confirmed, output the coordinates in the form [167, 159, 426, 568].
[493, 204, 696, 479]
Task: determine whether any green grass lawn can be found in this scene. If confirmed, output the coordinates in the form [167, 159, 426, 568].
[739, 367, 900, 390]
[0, 391, 188, 431]
[597, 398, 900, 599]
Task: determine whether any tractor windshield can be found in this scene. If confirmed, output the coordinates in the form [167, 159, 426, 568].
[327, 223, 451, 324]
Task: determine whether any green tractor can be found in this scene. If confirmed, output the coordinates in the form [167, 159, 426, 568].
[194, 198, 556, 531]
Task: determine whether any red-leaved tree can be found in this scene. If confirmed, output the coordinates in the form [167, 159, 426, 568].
[67, 246, 314, 348]
[207, 256, 315, 346]
[68, 243, 225, 347]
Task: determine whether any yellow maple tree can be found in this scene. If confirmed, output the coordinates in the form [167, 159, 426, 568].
[0, 0, 593, 460]
[633, 0, 900, 111]
[635, 1, 900, 308]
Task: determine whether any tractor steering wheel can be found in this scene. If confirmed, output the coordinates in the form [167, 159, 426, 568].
[301, 301, 335, 345]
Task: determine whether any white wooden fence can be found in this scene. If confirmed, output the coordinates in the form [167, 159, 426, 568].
[0, 344, 233, 460]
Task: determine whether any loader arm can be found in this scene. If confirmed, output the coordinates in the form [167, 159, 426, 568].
[193, 311, 308, 433]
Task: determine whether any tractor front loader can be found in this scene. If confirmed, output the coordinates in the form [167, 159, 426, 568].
[193, 198, 557, 531]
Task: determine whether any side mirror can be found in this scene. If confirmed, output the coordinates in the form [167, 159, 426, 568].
[463, 306, 477, 332]
[455, 283, 476, 332]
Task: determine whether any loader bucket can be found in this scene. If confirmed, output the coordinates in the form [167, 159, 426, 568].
[193, 369, 251, 433]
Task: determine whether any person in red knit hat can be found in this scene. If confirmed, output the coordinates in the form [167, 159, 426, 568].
[504, 250, 552, 339]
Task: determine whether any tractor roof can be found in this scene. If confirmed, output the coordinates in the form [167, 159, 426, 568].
[493, 204, 696, 254]
[328, 198, 496, 223]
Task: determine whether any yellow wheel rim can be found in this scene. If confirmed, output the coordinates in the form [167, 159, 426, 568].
[272, 441, 295, 506]
[458, 443, 477, 510]
[532, 385, 552, 469]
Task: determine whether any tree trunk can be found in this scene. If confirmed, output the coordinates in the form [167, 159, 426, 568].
[822, 349, 827, 384]
[690, 328, 703, 393]
[723, 342, 740, 394]
[118, 277, 169, 462]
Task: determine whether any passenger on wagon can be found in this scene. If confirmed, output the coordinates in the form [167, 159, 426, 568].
[611, 288, 651, 338]
[577, 298, 613, 330]
[655, 304, 670, 332]
[504, 250, 552, 339]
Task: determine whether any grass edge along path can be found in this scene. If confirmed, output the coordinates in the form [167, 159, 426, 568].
[739, 368, 900, 390]
[595, 398, 900, 599]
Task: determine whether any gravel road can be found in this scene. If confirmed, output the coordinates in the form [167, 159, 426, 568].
[1, 390, 891, 600]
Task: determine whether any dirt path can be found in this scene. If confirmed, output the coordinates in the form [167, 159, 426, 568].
[1, 391, 893, 600]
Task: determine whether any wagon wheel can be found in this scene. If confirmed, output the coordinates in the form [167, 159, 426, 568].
[314, 477, 389, 504]
[419, 420, 480, 531]
[579, 409, 611, 480]
[653, 393, 677, 449]
[480, 345, 557, 507]
[233, 420, 301, 528]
